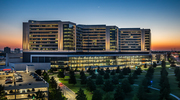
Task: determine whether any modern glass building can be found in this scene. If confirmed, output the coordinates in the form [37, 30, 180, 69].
[23, 20, 151, 69]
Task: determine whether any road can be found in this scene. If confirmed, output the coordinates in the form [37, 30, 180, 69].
[50, 75, 76, 100]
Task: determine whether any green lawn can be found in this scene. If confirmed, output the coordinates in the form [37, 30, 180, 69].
[59, 73, 93, 100]
[58, 63, 180, 100]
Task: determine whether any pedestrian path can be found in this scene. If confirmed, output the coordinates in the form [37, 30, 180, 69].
[133, 84, 180, 100]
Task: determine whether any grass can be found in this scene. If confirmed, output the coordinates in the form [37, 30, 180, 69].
[59, 75, 93, 100]
[58, 63, 180, 100]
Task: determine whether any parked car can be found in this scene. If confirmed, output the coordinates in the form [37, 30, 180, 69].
[16, 77, 23, 82]
[30, 72, 35, 76]
[6, 76, 13, 79]
[32, 74, 38, 78]
[35, 78, 43, 81]
[5, 79, 12, 84]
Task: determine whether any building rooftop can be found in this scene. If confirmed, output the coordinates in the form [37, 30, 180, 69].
[0, 71, 49, 90]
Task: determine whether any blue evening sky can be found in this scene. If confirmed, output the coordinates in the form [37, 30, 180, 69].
[0, 0, 180, 50]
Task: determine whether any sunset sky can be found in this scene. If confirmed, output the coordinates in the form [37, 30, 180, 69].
[0, 0, 180, 51]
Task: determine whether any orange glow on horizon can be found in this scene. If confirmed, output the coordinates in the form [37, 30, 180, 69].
[151, 42, 180, 51]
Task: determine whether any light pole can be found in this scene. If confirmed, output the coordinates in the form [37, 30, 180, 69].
[12, 67, 16, 99]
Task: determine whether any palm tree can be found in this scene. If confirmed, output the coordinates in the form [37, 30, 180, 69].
[35, 90, 45, 100]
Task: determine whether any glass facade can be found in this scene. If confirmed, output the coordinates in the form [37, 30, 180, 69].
[76, 26, 83, 50]
[145, 29, 150, 50]
[29, 24, 58, 50]
[120, 30, 142, 51]
[63, 24, 76, 50]
[81, 27, 106, 51]
[110, 28, 118, 50]
[32, 55, 151, 69]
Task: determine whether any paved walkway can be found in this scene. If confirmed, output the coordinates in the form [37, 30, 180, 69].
[50, 75, 76, 100]
[132, 84, 180, 100]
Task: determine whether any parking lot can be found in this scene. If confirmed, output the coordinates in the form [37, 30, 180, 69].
[0, 71, 48, 90]
[0, 71, 49, 100]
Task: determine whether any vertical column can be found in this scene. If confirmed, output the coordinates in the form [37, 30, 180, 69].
[141, 29, 145, 51]
[23, 23, 29, 51]
[117, 28, 119, 51]
[58, 22, 61, 51]
[106, 27, 110, 51]
[59, 23, 63, 51]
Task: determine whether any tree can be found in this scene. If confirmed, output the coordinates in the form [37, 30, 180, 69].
[122, 67, 128, 75]
[160, 67, 168, 77]
[144, 64, 147, 68]
[121, 79, 132, 94]
[68, 70, 76, 85]
[133, 95, 139, 100]
[145, 71, 153, 81]
[114, 85, 125, 100]
[76, 88, 87, 100]
[97, 66, 100, 72]
[80, 70, 85, 79]
[75, 66, 78, 72]
[87, 66, 92, 72]
[112, 75, 119, 85]
[176, 72, 180, 82]
[91, 72, 96, 79]
[159, 68, 168, 87]
[128, 74, 134, 84]
[103, 80, 114, 92]
[48, 68, 54, 73]
[159, 66, 171, 100]
[80, 69, 84, 76]
[81, 74, 87, 84]
[118, 71, 124, 79]
[127, 67, 131, 73]
[105, 67, 110, 73]
[86, 78, 96, 92]
[58, 69, 65, 79]
[65, 66, 70, 71]
[153, 62, 157, 68]
[42, 70, 47, 76]
[174, 67, 179, 76]
[92, 90, 102, 100]
[103, 92, 114, 100]
[49, 87, 65, 100]
[96, 75, 103, 85]
[178, 81, 180, 88]
[116, 66, 120, 73]
[43, 71, 49, 82]
[99, 69, 105, 75]
[160, 77, 170, 94]
[35, 90, 45, 100]
[49, 77, 57, 89]
[110, 70, 115, 75]
[136, 67, 142, 75]
[142, 78, 150, 93]
[136, 85, 146, 100]
[104, 72, 110, 79]
[89, 70, 94, 75]
[0, 85, 7, 100]
[133, 71, 138, 79]
[35, 69, 42, 76]
[159, 88, 171, 100]
[161, 60, 166, 68]
[147, 66, 154, 74]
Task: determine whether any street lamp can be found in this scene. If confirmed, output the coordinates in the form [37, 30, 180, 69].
[11, 66, 16, 99]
